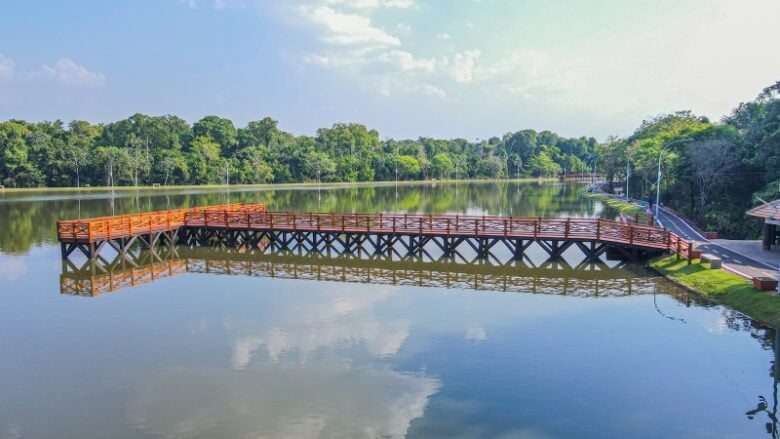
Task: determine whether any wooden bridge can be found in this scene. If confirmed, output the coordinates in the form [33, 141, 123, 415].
[57, 203, 696, 264]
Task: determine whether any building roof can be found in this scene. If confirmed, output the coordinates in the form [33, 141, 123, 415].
[747, 199, 780, 220]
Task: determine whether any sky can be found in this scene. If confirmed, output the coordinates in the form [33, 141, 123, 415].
[0, 0, 779, 141]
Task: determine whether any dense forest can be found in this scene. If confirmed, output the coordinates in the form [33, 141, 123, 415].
[0, 116, 595, 189]
[1, 81, 779, 238]
[598, 81, 780, 238]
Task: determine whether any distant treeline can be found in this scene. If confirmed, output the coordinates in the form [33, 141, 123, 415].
[0, 115, 596, 189]
[597, 81, 780, 238]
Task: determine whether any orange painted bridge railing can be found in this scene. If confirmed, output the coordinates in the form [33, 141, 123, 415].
[57, 205, 695, 261]
[56, 203, 266, 243]
[184, 211, 684, 251]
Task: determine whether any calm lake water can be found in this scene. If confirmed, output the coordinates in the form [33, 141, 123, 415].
[0, 181, 777, 438]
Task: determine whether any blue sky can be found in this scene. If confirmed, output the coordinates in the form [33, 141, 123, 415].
[1, 0, 778, 140]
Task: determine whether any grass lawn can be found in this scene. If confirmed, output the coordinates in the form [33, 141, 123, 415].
[582, 192, 649, 221]
[650, 255, 780, 328]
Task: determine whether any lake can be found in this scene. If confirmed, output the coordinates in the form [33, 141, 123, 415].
[0, 181, 777, 438]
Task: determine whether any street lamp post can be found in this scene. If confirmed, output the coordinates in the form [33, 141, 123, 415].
[655, 138, 693, 221]
[626, 154, 631, 199]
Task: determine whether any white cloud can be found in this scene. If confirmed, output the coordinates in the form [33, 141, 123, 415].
[394, 22, 412, 35]
[378, 50, 435, 71]
[302, 5, 401, 49]
[321, 0, 415, 9]
[435, 32, 450, 40]
[0, 54, 15, 82]
[28, 58, 106, 88]
[421, 84, 446, 98]
[450, 49, 480, 83]
[178, 0, 243, 8]
[382, 0, 414, 7]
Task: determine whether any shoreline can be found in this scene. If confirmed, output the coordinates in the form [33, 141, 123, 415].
[0, 177, 563, 194]
[648, 255, 780, 329]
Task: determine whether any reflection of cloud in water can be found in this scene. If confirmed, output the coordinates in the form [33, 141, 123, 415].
[126, 366, 440, 439]
[230, 284, 409, 369]
[466, 326, 487, 342]
[0, 256, 26, 281]
[699, 312, 728, 335]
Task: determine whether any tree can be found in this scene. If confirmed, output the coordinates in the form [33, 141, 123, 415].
[527, 152, 561, 177]
[688, 140, 738, 214]
[187, 136, 222, 184]
[430, 153, 453, 179]
[63, 143, 88, 188]
[395, 155, 420, 180]
[239, 117, 280, 149]
[193, 116, 237, 156]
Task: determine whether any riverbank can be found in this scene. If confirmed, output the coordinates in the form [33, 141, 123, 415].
[0, 178, 559, 194]
[650, 255, 780, 328]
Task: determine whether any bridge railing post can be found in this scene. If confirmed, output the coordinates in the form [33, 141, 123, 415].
[676, 237, 681, 260]
[687, 241, 693, 265]
[596, 219, 601, 241]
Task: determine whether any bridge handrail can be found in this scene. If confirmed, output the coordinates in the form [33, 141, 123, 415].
[182, 210, 679, 251]
[57, 205, 695, 263]
[57, 203, 266, 241]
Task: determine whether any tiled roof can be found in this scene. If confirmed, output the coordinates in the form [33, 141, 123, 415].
[747, 199, 780, 219]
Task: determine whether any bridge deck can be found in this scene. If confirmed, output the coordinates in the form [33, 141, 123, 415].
[56, 203, 266, 243]
[56, 204, 696, 262]
[184, 211, 671, 250]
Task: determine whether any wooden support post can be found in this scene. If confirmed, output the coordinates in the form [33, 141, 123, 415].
[596, 219, 601, 241]
[687, 241, 693, 265]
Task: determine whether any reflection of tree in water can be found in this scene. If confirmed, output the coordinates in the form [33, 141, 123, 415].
[736, 321, 780, 438]
[1, 181, 601, 254]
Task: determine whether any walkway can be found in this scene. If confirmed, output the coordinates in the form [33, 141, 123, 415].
[57, 205, 689, 263]
[654, 206, 779, 280]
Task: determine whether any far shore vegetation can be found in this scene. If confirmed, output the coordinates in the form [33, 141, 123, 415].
[2, 81, 779, 239]
[0, 177, 556, 194]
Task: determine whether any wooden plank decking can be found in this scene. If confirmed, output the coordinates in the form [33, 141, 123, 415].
[56, 203, 695, 263]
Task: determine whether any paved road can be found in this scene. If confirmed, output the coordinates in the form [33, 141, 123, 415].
[654, 206, 778, 280]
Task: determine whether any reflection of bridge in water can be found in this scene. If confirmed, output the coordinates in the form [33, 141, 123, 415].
[60, 244, 677, 298]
